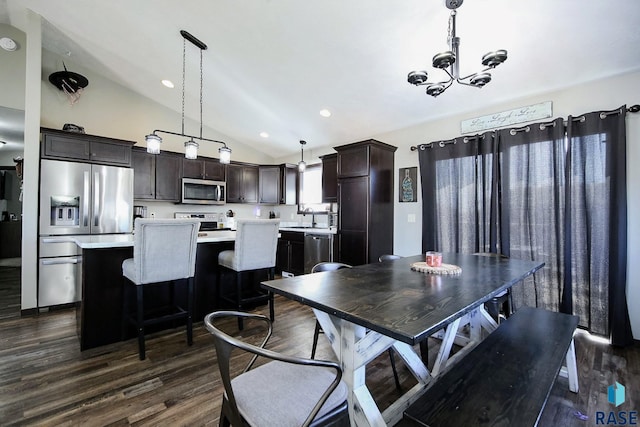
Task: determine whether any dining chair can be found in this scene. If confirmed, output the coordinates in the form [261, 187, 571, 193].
[205, 310, 350, 427]
[122, 218, 200, 360]
[473, 252, 513, 322]
[378, 254, 402, 262]
[217, 219, 280, 330]
[310, 262, 402, 390]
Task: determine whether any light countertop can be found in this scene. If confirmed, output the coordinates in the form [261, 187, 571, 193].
[61, 226, 333, 250]
[65, 231, 237, 249]
[279, 227, 337, 235]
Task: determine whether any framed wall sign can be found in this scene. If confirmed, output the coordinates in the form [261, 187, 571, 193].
[460, 101, 553, 134]
[399, 167, 417, 203]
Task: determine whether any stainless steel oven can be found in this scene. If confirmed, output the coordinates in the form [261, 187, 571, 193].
[181, 178, 226, 205]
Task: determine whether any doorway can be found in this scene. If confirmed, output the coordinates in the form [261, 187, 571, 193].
[0, 166, 22, 318]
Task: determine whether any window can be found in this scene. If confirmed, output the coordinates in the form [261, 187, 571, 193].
[298, 163, 330, 213]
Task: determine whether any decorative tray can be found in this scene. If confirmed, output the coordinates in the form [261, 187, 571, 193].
[411, 262, 462, 275]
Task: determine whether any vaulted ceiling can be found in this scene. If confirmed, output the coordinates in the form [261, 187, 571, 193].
[2, 0, 640, 157]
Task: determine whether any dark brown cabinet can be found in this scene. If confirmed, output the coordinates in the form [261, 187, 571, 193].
[41, 127, 133, 166]
[132, 148, 155, 199]
[132, 147, 182, 202]
[336, 140, 396, 266]
[276, 231, 305, 275]
[182, 158, 225, 181]
[259, 166, 279, 204]
[321, 153, 337, 203]
[259, 164, 298, 205]
[280, 164, 298, 205]
[227, 164, 258, 203]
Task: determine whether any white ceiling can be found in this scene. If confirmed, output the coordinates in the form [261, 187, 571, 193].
[2, 0, 640, 158]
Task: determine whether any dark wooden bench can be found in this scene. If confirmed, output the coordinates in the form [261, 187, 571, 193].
[403, 306, 579, 427]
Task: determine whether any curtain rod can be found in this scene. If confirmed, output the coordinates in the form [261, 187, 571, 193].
[410, 104, 640, 151]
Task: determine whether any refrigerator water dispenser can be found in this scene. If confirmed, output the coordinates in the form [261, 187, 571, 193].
[50, 196, 80, 227]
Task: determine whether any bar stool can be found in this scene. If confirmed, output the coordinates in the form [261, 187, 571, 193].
[217, 219, 280, 330]
[122, 218, 200, 360]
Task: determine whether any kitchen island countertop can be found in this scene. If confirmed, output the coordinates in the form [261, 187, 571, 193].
[63, 231, 237, 249]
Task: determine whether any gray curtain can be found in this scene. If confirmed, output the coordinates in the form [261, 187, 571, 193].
[419, 106, 634, 346]
[497, 117, 566, 315]
[418, 131, 497, 255]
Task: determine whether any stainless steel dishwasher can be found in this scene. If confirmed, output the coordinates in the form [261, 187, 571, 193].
[304, 233, 333, 273]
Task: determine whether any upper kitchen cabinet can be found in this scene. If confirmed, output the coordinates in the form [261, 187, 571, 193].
[41, 127, 134, 167]
[182, 157, 225, 181]
[259, 164, 298, 205]
[280, 164, 298, 205]
[132, 148, 154, 199]
[132, 147, 183, 202]
[337, 144, 370, 178]
[335, 139, 396, 266]
[227, 163, 258, 203]
[320, 153, 337, 203]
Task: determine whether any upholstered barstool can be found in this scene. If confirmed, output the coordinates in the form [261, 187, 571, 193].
[122, 218, 200, 360]
[217, 219, 280, 330]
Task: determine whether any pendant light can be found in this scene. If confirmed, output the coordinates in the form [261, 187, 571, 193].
[144, 30, 231, 163]
[298, 140, 307, 172]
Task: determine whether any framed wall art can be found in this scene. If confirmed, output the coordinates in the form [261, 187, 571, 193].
[399, 167, 417, 203]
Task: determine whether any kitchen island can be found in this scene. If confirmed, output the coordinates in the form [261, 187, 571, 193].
[70, 231, 238, 350]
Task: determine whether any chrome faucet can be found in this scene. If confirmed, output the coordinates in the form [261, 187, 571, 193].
[304, 208, 317, 228]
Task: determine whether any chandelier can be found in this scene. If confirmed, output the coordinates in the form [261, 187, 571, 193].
[407, 0, 507, 97]
[145, 30, 231, 163]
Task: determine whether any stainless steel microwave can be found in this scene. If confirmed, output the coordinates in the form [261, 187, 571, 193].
[181, 178, 226, 205]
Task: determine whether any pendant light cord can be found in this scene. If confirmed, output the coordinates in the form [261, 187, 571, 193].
[181, 37, 186, 136]
[200, 48, 203, 140]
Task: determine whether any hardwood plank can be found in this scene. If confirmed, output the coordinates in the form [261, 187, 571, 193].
[0, 267, 638, 426]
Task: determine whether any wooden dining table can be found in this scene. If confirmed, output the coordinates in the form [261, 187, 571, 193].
[261, 253, 545, 427]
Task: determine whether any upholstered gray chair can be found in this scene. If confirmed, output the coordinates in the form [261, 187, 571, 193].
[122, 218, 200, 360]
[205, 311, 350, 427]
[473, 252, 513, 322]
[218, 219, 280, 330]
[310, 262, 402, 390]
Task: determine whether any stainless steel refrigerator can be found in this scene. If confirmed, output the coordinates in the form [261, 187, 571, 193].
[38, 159, 134, 307]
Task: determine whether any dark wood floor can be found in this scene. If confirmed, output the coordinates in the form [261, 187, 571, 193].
[0, 266, 638, 426]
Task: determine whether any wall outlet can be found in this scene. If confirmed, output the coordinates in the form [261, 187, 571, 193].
[290, 213, 295, 219]
[408, 214, 416, 223]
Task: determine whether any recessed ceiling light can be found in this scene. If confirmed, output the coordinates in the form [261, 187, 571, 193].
[319, 109, 331, 117]
[260, 132, 269, 138]
[0, 37, 17, 52]
[161, 79, 174, 88]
